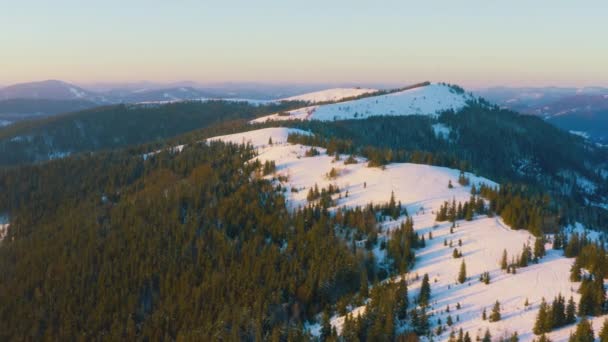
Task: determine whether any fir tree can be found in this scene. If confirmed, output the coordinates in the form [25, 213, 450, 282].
[489, 300, 501, 322]
[566, 296, 576, 324]
[501, 249, 508, 270]
[482, 328, 492, 342]
[458, 259, 467, 284]
[534, 298, 549, 335]
[569, 317, 594, 342]
[534, 236, 546, 260]
[419, 273, 431, 306]
[482, 308, 487, 320]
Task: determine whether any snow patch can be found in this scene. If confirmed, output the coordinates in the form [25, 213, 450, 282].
[432, 123, 451, 140]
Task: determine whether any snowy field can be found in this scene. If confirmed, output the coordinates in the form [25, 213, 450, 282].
[251, 83, 474, 123]
[207, 127, 603, 341]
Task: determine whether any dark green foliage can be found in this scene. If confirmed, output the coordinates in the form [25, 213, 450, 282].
[578, 275, 606, 317]
[535, 294, 570, 334]
[341, 280, 411, 340]
[482, 329, 492, 342]
[534, 236, 546, 260]
[569, 317, 595, 342]
[479, 271, 491, 285]
[489, 301, 501, 322]
[0, 141, 375, 340]
[387, 217, 419, 273]
[419, 274, 431, 307]
[458, 260, 467, 284]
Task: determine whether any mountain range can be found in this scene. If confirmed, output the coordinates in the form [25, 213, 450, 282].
[1, 81, 608, 341]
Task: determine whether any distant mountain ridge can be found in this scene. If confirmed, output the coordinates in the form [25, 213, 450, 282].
[476, 86, 608, 143]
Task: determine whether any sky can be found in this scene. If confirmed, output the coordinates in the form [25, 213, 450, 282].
[1, 0, 607, 88]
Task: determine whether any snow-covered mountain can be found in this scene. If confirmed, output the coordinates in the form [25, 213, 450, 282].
[279, 87, 378, 103]
[251, 83, 475, 123]
[205, 127, 608, 342]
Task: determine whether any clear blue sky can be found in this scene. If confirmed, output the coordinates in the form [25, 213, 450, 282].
[2, 0, 607, 87]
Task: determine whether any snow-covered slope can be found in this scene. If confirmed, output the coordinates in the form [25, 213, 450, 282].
[207, 127, 311, 148]
[280, 88, 378, 103]
[252, 83, 474, 123]
[205, 127, 596, 341]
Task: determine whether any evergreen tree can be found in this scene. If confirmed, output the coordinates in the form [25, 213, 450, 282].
[419, 273, 431, 307]
[501, 249, 508, 270]
[489, 300, 501, 322]
[534, 236, 546, 260]
[566, 296, 576, 324]
[482, 328, 492, 342]
[458, 260, 467, 284]
[569, 317, 594, 342]
[519, 243, 531, 267]
[551, 294, 566, 329]
[482, 308, 487, 320]
[534, 298, 550, 335]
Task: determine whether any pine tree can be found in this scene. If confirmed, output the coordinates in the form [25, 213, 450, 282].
[551, 294, 566, 329]
[482, 308, 487, 320]
[570, 317, 594, 342]
[458, 259, 467, 284]
[396, 279, 409, 320]
[501, 249, 508, 270]
[519, 243, 530, 267]
[464, 331, 472, 342]
[534, 298, 549, 335]
[482, 328, 492, 342]
[534, 236, 546, 260]
[489, 300, 501, 322]
[566, 296, 576, 324]
[419, 273, 431, 306]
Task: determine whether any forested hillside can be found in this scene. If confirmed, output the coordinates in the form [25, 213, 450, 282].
[0, 139, 417, 340]
[0, 100, 302, 166]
